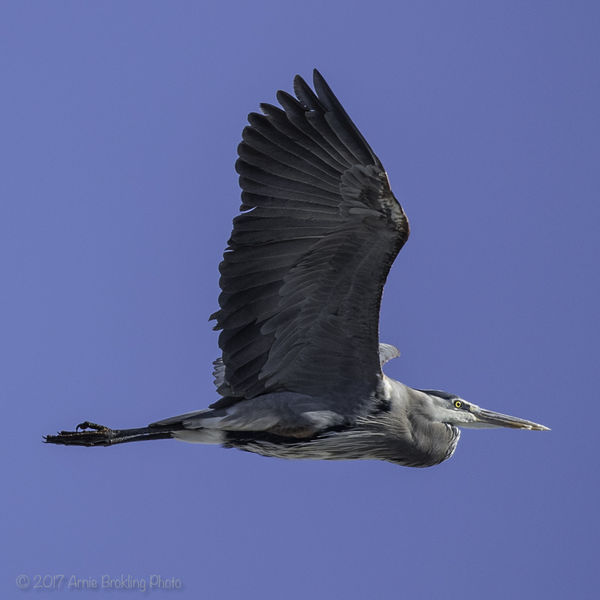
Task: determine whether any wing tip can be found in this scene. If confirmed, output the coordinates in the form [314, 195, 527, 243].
[312, 68, 325, 86]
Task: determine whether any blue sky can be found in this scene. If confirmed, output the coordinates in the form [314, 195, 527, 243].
[2, 1, 599, 598]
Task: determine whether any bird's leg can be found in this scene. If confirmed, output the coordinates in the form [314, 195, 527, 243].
[45, 421, 176, 446]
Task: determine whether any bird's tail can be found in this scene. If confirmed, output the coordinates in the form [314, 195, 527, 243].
[44, 421, 182, 447]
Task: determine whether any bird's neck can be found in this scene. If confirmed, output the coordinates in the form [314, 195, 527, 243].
[382, 378, 461, 466]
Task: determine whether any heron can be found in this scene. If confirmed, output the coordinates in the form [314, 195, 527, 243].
[45, 70, 549, 467]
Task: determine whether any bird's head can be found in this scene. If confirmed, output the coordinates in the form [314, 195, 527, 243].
[420, 390, 549, 431]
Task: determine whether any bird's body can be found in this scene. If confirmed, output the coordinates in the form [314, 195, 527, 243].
[161, 361, 460, 467]
[46, 70, 548, 466]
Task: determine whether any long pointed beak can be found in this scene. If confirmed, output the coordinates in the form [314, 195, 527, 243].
[472, 407, 550, 431]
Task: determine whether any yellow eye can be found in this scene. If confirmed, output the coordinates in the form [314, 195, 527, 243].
[453, 400, 463, 409]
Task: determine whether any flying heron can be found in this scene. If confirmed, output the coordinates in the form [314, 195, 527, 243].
[45, 70, 549, 467]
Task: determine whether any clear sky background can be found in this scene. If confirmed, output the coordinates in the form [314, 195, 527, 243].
[2, 1, 599, 598]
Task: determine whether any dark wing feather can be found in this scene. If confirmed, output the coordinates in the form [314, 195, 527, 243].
[210, 70, 409, 411]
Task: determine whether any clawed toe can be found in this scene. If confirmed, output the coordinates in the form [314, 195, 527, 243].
[76, 421, 111, 433]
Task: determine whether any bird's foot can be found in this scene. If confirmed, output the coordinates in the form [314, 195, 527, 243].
[45, 421, 116, 446]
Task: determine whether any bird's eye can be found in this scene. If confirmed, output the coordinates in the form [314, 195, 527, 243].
[453, 400, 463, 409]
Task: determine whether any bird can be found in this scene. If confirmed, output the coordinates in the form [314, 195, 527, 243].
[45, 69, 549, 467]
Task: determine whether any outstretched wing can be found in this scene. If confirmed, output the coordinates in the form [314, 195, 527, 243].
[210, 70, 409, 412]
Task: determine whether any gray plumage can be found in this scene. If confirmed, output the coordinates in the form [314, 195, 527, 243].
[45, 70, 549, 467]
